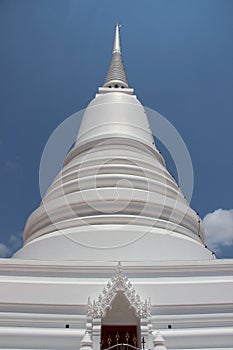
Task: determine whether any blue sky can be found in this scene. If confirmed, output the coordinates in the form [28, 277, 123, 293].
[0, 0, 232, 258]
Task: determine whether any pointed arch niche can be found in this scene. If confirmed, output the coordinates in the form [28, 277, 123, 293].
[87, 264, 151, 350]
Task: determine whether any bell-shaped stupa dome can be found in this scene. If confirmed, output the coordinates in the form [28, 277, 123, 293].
[14, 25, 213, 261]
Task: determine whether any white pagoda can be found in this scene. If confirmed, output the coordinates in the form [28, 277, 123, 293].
[0, 25, 232, 350]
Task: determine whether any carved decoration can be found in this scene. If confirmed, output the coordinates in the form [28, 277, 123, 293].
[87, 263, 151, 319]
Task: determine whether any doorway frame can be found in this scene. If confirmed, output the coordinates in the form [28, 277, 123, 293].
[86, 264, 152, 350]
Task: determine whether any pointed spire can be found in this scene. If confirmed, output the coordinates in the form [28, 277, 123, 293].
[79, 331, 93, 350]
[103, 24, 129, 89]
[113, 24, 121, 53]
[153, 332, 167, 350]
[81, 331, 92, 347]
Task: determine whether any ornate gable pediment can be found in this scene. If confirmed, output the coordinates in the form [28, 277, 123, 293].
[87, 263, 151, 319]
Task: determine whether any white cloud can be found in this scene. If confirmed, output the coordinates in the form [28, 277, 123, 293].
[0, 233, 23, 258]
[9, 234, 23, 251]
[0, 243, 11, 258]
[203, 208, 233, 253]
